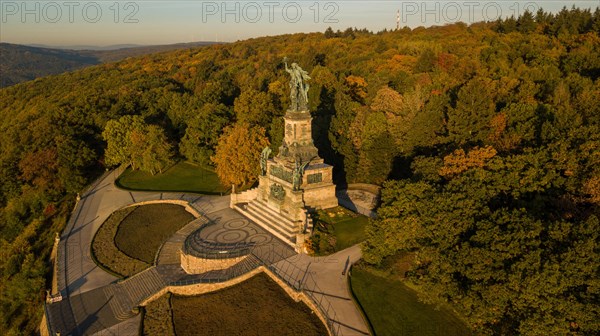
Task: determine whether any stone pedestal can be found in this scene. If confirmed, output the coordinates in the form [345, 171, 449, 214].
[233, 105, 337, 248]
[256, 109, 337, 222]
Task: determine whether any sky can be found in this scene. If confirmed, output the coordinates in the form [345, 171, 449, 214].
[0, 1, 598, 47]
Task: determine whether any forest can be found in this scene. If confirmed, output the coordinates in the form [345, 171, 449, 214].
[0, 7, 599, 335]
[0, 42, 217, 87]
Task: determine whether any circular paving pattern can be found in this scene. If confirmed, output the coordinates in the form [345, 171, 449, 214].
[219, 231, 249, 243]
[184, 217, 275, 258]
[223, 218, 249, 230]
[247, 233, 272, 245]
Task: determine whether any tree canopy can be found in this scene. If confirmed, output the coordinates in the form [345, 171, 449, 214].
[0, 7, 598, 334]
[211, 123, 269, 187]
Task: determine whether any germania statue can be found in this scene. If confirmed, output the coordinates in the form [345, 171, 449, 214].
[284, 57, 310, 111]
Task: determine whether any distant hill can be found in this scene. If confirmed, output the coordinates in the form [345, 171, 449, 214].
[0, 42, 219, 87]
[27, 43, 143, 50]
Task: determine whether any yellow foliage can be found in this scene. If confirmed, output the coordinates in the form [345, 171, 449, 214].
[211, 123, 269, 187]
[378, 54, 417, 73]
[371, 86, 403, 116]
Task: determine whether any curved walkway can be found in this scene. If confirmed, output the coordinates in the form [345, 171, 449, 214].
[46, 169, 370, 335]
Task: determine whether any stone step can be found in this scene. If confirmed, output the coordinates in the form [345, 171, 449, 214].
[247, 201, 297, 234]
[157, 241, 182, 265]
[104, 267, 167, 321]
[226, 254, 262, 279]
[244, 204, 296, 238]
[122, 268, 166, 305]
[103, 285, 136, 321]
[234, 205, 296, 248]
[178, 217, 208, 236]
[252, 200, 298, 227]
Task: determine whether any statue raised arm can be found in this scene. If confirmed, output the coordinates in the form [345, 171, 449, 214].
[283, 58, 310, 111]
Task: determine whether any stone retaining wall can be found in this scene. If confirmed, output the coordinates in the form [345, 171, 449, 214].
[336, 184, 380, 218]
[124, 199, 201, 218]
[180, 252, 247, 274]
[140, 266, 332, 336]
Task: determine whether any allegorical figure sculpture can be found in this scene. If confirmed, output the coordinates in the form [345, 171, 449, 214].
[260, 147, 272, 176]
[292, 156, 310, 191]
[284, 57, 311, 111]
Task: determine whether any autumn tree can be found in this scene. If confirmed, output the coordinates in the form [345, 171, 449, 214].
[18, 148, 60, 191]
[211, 123, 269, 187]
[344, 75, 368, 104]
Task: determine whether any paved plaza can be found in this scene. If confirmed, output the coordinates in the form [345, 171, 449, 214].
[45, 169, 370, 335]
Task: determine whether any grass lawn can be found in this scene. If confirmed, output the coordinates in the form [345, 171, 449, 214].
[167, 273, 327, 335]
[91, 206, 149, 277]
[116, 161, 229, 194]
[312, 206, 370, 254]
[114, 204, 195, 264]
[351, 267, 470, 336]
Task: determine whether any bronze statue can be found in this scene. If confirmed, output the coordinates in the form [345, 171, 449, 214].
[284, 57, 310, 111]
[260, 147, 272, 176]
[292, 156, 310, 191]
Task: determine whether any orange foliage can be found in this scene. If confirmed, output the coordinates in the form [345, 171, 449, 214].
[345, 75, 368, 102]
[584, 176, 600, 205]
[489, 113, 508, 142]
[488, 113, 521, 151]
[436, 52, 457, 71]
[18, 148, 60, 190]
[439, 146, 497, 177]
[211, 123, 270, 187]
[377, 54, 417, 74]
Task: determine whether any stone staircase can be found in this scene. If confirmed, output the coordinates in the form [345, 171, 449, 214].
[234, 200, 298, 248]
[156, 217, 209, 265]
[104, 267, 166, 320]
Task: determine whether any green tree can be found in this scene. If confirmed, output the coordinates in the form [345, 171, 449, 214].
[179, 103, 231, 166]
[233, 89, 276, 127]
[102, 115, 145, 166]
[364, 148, 600, 335]
[447, 77, 496, 144]
[103, 115, 174, 174]
[137, 125, 175, 174]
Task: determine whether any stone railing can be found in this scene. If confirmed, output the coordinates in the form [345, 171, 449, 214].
[229, 187, 258, 207]
[336, 183, 380, 218]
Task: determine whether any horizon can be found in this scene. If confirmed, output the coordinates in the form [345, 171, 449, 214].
[1, 1, 598, 47]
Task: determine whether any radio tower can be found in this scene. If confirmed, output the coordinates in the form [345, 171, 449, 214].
[396, 9, 400, 30]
